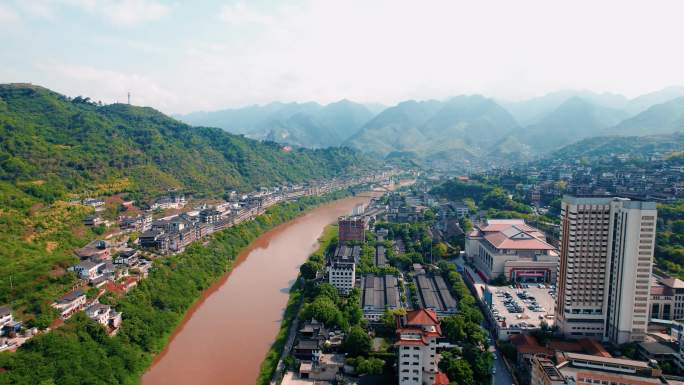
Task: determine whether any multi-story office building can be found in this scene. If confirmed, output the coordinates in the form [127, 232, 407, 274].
[328, 245, 360, 294]
[649, 276, 684, 320]
[556, 196, 657, 344]
[396, 309, 447, 385]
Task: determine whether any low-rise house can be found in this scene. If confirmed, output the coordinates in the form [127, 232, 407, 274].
[0, 307, 13, 334]
[75, 240, 110, 260]
[83, 198, 106, 211]
[114, 249, 139, 266]
[72, 260, 105, 280]
[139, 229, 168, 251]
[52, 290, 87, 319]
[85, 302, 122, 334]
[83, 215, 105, 227]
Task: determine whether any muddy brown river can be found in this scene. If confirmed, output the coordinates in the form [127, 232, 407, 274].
[141, 194, 375, 385]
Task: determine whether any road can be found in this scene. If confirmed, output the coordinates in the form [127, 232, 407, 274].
[489, 345, 515, 385]
[452, 257, 516, 385]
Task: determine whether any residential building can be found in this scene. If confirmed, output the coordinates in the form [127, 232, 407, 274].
[396, 309, 446, 385]
[328, 245, 359, 295]
[338, 215, 368, 242]
[85, 302, 122, 333]
[466, 219, 559, 283]
[450, 201, 470, 218]
[51, 290, 87, 319]
[556, 196, 657, 344]
[72, 260, 105, 280]
[0, 307, 13, 332]
[199, 208, 221, 224]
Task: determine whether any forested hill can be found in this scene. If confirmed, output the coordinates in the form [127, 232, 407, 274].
[0, 83, 376, 202]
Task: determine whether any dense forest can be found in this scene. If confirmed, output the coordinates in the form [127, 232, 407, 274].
[0, 83, 377, 323]
[0, 191, 352, 385]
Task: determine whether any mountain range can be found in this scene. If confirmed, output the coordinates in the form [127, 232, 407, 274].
[0, 84, 376, 201]
[176, 100, 375, 148]
[177, 86, 684, 169]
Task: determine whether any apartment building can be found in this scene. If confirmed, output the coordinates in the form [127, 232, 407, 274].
[556, 196, 657, 344]
[466, 219, 558, 283]
[396, 309, 445, 385]
[338, 215, 368, 242]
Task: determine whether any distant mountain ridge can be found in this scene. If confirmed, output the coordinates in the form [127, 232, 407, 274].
[176, 86, 684, 169]
[176, 99, 378, 148]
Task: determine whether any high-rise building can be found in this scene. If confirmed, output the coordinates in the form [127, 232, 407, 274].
[557, 196, 657, 344]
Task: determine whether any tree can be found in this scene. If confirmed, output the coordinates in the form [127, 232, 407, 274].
[344, 326, 372, 357]
[300, 296, 344, 328]
[439, 351, 475, 385]
[299, 261, 320, 280]
[434, 242, 448, 259]
[355, 357, 385, 375]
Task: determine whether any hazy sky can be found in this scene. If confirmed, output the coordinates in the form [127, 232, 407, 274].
[1, 0, 683, 114]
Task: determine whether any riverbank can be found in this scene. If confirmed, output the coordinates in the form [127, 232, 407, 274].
[0, 189, 356, 384]
[256, 225, 338, 385]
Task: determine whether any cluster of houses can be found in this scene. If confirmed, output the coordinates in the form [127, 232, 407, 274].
[39, 172, 398, 343]
[478, 150, 684, 206]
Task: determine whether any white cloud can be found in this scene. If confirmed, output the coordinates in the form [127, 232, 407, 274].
[60, 0, 171, 25]
[4, 0, 684, 113]
[219, 2, 274, 26]
[0, 3, 21, 25]
[103, 0, 171, 26]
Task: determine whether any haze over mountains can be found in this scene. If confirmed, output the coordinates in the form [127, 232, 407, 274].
[178, 86, 684, 168]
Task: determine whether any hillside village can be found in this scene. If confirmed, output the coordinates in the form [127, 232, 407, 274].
[0, 171, 397, 352]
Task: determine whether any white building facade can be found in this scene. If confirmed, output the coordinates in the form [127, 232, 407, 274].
[556, 196, 657, 344]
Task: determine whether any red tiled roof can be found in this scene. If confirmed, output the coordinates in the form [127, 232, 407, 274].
[510, 333, 539, 347]
[483, 231, 555, 250]
[406, 308, 439, 326]
[434, 372, 450, 385]
[395, 338, 429, 347]
[548, 340, 583, 353]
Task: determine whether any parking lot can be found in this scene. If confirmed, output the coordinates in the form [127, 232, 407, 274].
[489, 284, 556, 331]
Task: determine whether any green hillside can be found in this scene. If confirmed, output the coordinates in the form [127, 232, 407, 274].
[0, 83, 376, 320]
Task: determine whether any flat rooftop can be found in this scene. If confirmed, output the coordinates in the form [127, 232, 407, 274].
[361, 274, 400, 312]
[488, 285, 556, 330]
[375, 245, 387, 267]
[415, 274, 457, 314]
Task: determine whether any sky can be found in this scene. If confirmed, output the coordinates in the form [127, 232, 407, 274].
[1, 0, 684, 114]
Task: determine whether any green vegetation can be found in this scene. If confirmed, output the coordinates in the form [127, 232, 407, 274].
[0, 190, 352, 385]
[0, 83, 376, 320]
[655, 200, 684, 278]
[436, 261, 493, 385]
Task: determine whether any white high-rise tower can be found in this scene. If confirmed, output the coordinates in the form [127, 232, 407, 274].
[557, 196, 657, 344]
